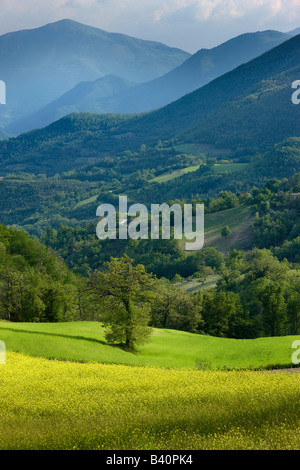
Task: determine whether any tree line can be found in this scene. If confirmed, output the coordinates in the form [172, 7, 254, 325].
[1, 223, 299, 352]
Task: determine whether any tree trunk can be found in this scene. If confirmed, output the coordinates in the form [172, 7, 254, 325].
[124, 299, 134, 351]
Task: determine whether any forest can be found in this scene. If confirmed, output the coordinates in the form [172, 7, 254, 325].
[0, 172, 299, 350]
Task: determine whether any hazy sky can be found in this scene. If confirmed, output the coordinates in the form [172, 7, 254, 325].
[0, 0, 300, 52]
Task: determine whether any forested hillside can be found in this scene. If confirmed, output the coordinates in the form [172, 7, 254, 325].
[0, 224, 81, 322]
[0, 25, 299, 342]
[1, 11, 300, 455]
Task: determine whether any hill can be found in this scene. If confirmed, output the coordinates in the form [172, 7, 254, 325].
[246, 138, 300, 181]
[1, 34, 300, 176]
[202, 206, 255, 253]
[0, 129, 10, 140]
[0, 19, 189, 129]
[288, 27, 300, 36]
[5, 75, 135, 136]
[0, 321, 298, 370]
[183, 65, 300, 152]
[126, 33, 300, 146]
[8, 30, 290, 134]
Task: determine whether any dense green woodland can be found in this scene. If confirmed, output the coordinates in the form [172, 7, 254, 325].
[0, 224, 79, 322]
[0, 137, 299, 237]
[0, 174, 299, 344]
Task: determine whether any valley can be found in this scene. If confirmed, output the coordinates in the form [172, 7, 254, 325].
[0, 17, 299, 452]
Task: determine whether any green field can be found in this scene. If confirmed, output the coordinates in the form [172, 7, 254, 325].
[73, 194, 98, 209]
[213, 163, 249, 174]
[204, 205, 255, 253]
[175, 274, 222, 294]
[151, 165, 200, 183]
[0, 321, 299, 370]
[149, 159, 247, 185]
[180, 205, 255, 253]
[1, 322, 299, 450]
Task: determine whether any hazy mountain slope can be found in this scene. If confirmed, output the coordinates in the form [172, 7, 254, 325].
[9, 30, 290, 135]
[288, 27, 300, 36]
[99, 30, 291, 113]
[5, 75, 135, 135]
[0, 129, 10, 140]
[123, 33, 300, 144]
[1, 35, 300, 176]
[0, 19, 189, 128]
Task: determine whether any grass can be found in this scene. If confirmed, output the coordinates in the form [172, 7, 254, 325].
[212, 163, 249, 174]
[204, 205, 255, 253]
[0, 321, 299, 371]
[0, 351, 299, 450]
[179, 205, 255, 253]
[73, 194, 98, 210]
[150, 165, 200, 183]
[0, 323, 299, 450]
[175, 274, 222, 294]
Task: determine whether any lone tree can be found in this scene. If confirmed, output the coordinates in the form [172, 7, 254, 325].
[87, 255, 155, 351]
[221, 225, 231, 239]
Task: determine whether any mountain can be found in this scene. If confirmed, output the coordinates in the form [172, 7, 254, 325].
[96, 30, 291, 113]
[182, 64, 300, 152]
[0, 129, 10, 140]
[0, 19, 190, 129]
[123, 33, 300, 147]
[288, 27, 300, 36]
[7, 30, 291, 135]
[5, 75, 135, 135]
[0, 34, 300, 176]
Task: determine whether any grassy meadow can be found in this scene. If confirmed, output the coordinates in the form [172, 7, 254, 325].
[0, 322, 299, 450]
[0, 321, 299, 370]
[212, 163, 249, 174]
[149, 162, 248, 185]
[179, 205, 255, 253]
[150, 165, 200, 183]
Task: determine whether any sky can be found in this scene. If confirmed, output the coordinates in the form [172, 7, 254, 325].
[0, 0, 300, 52]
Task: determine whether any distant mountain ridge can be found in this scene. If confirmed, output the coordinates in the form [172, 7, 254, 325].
[6, 29, 291, 135]
[288, 27, 300, 36]
[0, 19, 190, 129]
[123, 33, 300, 146]
[0, 129, 10, 140]
[0, 33, 300, 177]
[6, 75, 135, 135]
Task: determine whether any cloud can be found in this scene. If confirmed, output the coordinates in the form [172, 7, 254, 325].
[0, 0, 300, 52]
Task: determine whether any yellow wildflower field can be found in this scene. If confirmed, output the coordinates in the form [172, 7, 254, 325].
[0, 352, 299, 450]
